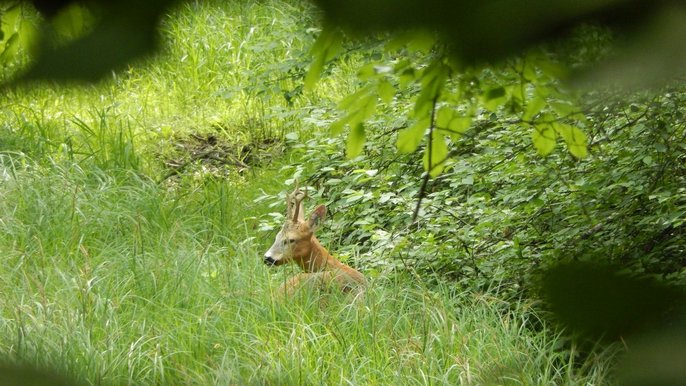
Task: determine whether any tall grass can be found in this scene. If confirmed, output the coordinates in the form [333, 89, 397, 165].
[1, 0, 359, 170]
[0, 158, 615, 385]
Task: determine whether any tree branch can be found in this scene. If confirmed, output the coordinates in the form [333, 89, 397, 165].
[411, 95, 439, 225]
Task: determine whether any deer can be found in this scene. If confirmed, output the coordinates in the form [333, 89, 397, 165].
[263, 182, 367, 297]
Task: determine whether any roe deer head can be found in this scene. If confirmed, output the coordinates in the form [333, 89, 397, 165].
[264, 182, 366, 296]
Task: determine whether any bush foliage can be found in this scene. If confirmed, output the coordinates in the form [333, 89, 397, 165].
[258, 84, 686, 289]
[257, 28, 686, 296]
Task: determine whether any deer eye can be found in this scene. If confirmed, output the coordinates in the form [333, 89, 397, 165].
[283, 238, 296, 245]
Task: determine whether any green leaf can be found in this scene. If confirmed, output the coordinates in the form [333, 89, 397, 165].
[346, 123, 365, 158]
[414, 94, 433, 119]
[413, 62, 448, 118]
[423, 130, 448, 177]
[331, 108, 365, 135]
[304, 27, 342, 91]
[18, 18, 38, 54]
[447, 116, 472, 139]
[357, 63, 377, 80]
[536, 58, 568, 79]
[0, 362, 85, 386]
[531, 123, 556, 156]
[506, 84, 524, 103]
[18, 2, 166, 83]
[51, 4, 95, 41]
[550, 101, 578, 117]
[617, 330, 686, 386]
[398, 67, 416, 89]
[435, 106, 454, 128]
[387, 30, 436, 54]
[406, 31, 436, 54]
[332, 86, 377, 136]
[385, 31, 413, 52]
[397, 118, 429, 153]
[304, 56, 325, 91]
[484, 86, 506, 100]
[361, 93, 377, 119]
[0, 33, 20, 61]
[1, 4, 22, 32]
[523, 95, 546, 121]
[522, 59, 538, 81]
[377, 79, 396, 104]
[481, 86, 507, 111]
[542, 262, 683, 341]
[330, 115, 349, 135]
[338, 87, 371, 110]
[553, 122, 588, 158]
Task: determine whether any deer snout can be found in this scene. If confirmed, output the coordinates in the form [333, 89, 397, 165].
[264, 255, 277, 266]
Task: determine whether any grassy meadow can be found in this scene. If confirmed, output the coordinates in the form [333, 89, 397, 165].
[0, 1, 617, 384]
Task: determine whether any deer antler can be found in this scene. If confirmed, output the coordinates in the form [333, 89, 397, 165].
[290, 179, 308, 222]
[286, 178, 300, 220]
[286, 179, 298, 219]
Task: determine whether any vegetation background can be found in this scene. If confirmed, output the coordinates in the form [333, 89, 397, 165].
[0, 0, 684, 384]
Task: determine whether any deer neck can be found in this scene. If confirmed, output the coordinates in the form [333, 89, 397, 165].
[297, 237, 342, 273]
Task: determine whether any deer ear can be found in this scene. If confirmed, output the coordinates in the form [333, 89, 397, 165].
[308, 205, 327, 232]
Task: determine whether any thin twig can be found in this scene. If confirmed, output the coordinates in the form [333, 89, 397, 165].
[411, 95, 439, 225]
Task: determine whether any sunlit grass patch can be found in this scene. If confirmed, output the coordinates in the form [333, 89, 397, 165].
[1, 0, 360, 178]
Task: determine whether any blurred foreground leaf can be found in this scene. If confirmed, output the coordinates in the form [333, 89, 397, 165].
[3, 0, 686, 87]
[576, 4, 686, 89]
[618, 329, 686, 386]
[0, 362, 85, 386]
[7, 0, 179, 84]
[313, 0, 686, 86]
[541, 262, 684, 341]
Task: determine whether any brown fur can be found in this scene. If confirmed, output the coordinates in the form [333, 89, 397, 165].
[281, 233, 367, 297]
[264, 188, 366, 297]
